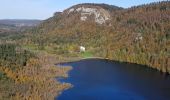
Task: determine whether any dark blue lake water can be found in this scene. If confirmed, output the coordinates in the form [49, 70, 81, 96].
[56, 59, 170, 100]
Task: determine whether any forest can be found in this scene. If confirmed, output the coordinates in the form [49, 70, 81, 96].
[23, 1, 170, 73]
[0, 1, 169, 100]
[0, 43, 71, 99]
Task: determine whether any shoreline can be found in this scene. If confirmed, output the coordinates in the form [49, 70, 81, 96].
[4, 51, 74, 100]
[7, 51, 168, 100]
[56, 57, 170, 99]
[35, 52, 74, 100]
[1, 49, 168, 100]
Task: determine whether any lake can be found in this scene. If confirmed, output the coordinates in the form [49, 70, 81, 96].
[56, 59, 170, 100]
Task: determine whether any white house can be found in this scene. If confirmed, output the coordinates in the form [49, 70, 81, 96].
[80, 46, 85, 52]
[135, 33, 143, 42]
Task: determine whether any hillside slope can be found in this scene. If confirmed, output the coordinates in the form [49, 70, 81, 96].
[24, 2, 170, 73]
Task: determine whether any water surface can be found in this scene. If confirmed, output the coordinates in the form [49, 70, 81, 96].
[56, 59, 170, 100]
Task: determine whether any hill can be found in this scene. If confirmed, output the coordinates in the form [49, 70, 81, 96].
[0, 1, 169, 99]
[0, 19, 41, 27]
[0, 19, 41, 40]
[23, 1, 170, 73]
[0, 19, 41, 33]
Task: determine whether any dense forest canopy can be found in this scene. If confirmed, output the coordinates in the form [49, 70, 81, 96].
[0, 1, 170, 99]
[22, 1, 170, 73]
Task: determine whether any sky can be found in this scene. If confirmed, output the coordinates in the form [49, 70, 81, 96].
[0, 0, 163, 20]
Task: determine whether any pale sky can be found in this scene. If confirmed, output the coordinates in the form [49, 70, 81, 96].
[0, 0, 163, 19]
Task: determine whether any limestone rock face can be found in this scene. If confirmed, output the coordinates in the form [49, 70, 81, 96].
[65, 4, 111, 24]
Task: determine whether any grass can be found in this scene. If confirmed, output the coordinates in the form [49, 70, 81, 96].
[80, 51, 94, 58]
[23, 44, 38, 51]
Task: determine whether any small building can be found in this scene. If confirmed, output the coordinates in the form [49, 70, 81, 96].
[80, 46, 85, 52]
[134, 33, 143, 42]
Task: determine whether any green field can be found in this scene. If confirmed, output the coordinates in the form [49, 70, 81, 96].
[80, 51, 94, 58]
